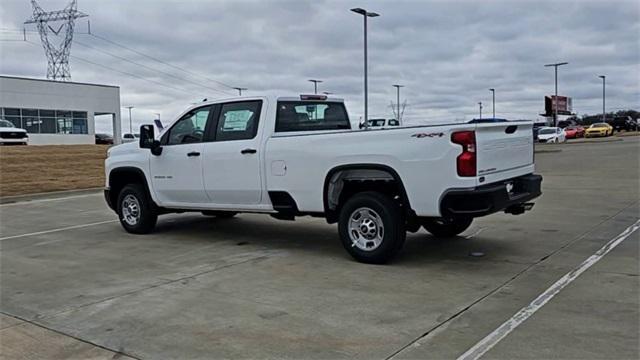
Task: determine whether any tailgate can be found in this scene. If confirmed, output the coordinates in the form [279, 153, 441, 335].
[475, 121, 534, 182]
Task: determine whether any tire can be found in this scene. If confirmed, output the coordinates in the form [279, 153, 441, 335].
[201, 210, 238, 218]
[338, 191, 406, 264]
[117, 184, 158, 234]
[422, 217, 473, 238]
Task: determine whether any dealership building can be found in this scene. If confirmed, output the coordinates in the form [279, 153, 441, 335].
[0, 76, 122, 145]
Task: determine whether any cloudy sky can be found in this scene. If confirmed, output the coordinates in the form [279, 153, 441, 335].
[1, 0, 638, 134]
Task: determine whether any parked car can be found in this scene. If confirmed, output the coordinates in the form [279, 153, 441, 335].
[366, 119, 400, 128]
[537, 127, 566, 143]
[564, 125, 585, 139]
[0, 120, 28, 145]
[122, 133, 140, 143]
[557, 120, 577, 129]
[585, 123, 613, 138]
[95, 133, 114, 145]
[105, 94, 542, 264]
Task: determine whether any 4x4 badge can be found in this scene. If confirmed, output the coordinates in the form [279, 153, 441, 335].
[411, 132, 444, 138]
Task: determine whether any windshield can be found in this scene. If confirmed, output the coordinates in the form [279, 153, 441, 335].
[591, 123, 607, 128]
[539, 129, 556, 134]
[0, 120, 16, 128]
[368, 119, 386, 126]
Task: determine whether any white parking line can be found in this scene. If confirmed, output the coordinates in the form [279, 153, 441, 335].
[0, 193, 102, 207]
[457, 219, 640, 360]
[0, 220, 118, 241]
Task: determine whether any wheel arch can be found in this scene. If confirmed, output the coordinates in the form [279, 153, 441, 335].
[108, 167, 155, 210]
[322, 164, 413, 224]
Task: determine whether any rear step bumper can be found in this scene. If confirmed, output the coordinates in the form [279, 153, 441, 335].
[440, 174, 542, 218]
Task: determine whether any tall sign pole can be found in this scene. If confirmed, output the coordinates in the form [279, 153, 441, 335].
[544, 62, 568, 127]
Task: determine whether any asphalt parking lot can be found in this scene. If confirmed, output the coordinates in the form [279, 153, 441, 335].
[1, 138, 638, 359]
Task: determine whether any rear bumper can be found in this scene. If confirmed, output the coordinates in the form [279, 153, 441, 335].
[440, 174, 542, 218]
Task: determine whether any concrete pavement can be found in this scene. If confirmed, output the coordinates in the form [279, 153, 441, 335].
[1, 137, 638, 359]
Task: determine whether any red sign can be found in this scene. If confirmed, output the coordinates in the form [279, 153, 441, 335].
[544, 96, 572, 115]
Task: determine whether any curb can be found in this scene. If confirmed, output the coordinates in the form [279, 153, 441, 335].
[567, 138, 623, 145]
[0, 187, 103, 205]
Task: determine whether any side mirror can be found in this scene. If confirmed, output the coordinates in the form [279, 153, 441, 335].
[140, 124, 162, 156]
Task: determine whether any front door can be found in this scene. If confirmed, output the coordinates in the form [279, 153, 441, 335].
[150, 106, 212, 205]
[202, 100, 263, 205]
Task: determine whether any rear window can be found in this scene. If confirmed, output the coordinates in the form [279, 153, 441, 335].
[275, 102, 350, 132]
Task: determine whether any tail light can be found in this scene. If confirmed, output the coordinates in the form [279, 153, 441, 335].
[451, 130, 476, 177]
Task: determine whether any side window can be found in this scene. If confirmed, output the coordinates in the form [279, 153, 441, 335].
[166, 106, 211, 145]
[215, 101, 262, 141]
[275, 102, 350, 132]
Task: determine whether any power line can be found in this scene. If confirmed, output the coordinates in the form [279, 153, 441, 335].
[70, 38, 233, 96]
[4, 28, 237, 95]
[22, 39, 202, 96]
[5, 29, 234, 96]
[87, 32, 237, 90]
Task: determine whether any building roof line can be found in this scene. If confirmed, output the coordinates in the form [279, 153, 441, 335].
[0, 75, 119, 89]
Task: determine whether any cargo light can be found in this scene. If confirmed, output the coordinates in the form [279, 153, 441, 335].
[300, 94, 327, 101]
[451, 130, 476, 177]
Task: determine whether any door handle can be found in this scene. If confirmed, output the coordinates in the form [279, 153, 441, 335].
[187, 151, 200, 157]
[240, 148, 257, 154]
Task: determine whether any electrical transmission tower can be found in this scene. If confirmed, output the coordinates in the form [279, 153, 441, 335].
[24, 0, 88, 81]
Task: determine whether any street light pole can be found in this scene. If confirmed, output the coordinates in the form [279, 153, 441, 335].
[598, 75, 606, 123]
[233, 87, 248, 96]
[489, 88, 495, 119]
[544, 62, 568, 127]
[351, 7, 379, 130]
[125, 106, 134, 134]
[392, 84, 404, 124]
[308, 79, 323, 94]
[478, 102, 483, 119]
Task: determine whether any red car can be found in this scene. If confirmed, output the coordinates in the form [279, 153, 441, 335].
[564, 126, 585, 139]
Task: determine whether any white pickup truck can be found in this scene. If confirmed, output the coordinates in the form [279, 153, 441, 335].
[105, 95, 542, 263]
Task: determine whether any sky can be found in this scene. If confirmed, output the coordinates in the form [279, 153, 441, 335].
[1, 0, 639, 134]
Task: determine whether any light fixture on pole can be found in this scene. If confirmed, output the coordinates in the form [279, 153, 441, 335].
[598, 75, 606, 123]
[308, 79, 323, 94]
[544, 62, 568, 127]
[392, 84, 404, 124]
[351, 7, 379, 130]
[478, 102, 483, 119]
[124, 106, 134, 134]
[233, 87, 248, 96]
[489, 88, 495, 119]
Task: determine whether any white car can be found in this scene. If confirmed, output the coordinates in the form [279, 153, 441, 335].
[122, 133, 140, 143]
[537, 127, 566, 143]
[0, 120, 28, 145]
[105, 94, 542, 264]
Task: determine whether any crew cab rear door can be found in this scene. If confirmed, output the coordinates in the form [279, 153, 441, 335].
[201, 100, 264, 205]
[474, 121, 534, 183]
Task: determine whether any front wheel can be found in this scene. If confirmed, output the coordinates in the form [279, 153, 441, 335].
[338, 192, 406, 264]
[117, 184, 158, 234]
[422, 217, 472, 238]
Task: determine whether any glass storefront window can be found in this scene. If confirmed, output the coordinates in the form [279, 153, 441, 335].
[0, 108, 90, 134]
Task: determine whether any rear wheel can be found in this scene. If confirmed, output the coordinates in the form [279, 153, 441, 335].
[422, 217, 472, 238]
[338, 191, 405, 264]
[117, 184, 157, 234]
[201, 210, 238, 218]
